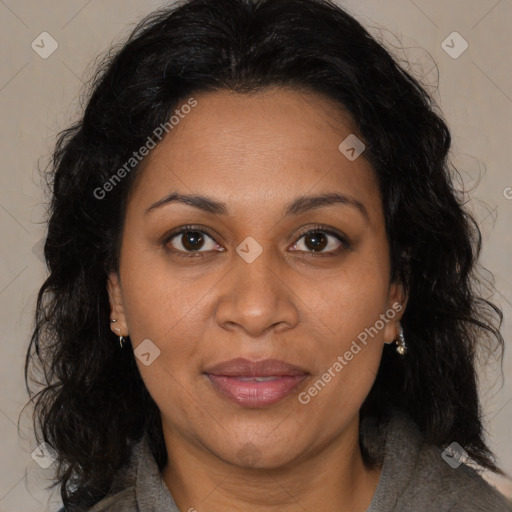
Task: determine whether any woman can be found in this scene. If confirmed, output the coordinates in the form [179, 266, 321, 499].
[24, 0, 511, 510]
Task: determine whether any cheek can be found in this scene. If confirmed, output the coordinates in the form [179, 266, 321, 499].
[122, 265, 206, 406]
[119, 245, 208, 341]
[119, 249, 214, 390]
[297, 257, 391, 343]
[293, 247, 390, 399]
[299, 279, 386, 423]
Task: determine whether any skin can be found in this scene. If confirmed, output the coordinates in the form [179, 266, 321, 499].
[108, 87, 407, 512]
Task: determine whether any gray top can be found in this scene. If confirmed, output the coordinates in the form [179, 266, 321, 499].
[76, 411, 511, 511]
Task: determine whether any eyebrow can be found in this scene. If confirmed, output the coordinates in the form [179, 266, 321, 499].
[145, 191, 369, 220]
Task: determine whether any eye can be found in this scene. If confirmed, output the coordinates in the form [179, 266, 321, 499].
[164, 225, 224, 257]
[163, 224, 350, 258]
[290, 226, 350, 254]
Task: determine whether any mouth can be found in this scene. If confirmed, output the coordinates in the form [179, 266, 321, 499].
[203, 358, 310, 407]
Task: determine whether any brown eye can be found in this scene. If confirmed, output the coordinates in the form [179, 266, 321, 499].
[291, 228, 348, 254]
[166, 229, 220, 254]
[303, 232, 328, 252]
[181, 231, 205, 251]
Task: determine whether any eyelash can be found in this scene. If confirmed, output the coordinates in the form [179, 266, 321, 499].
[162, 224, 351, 259]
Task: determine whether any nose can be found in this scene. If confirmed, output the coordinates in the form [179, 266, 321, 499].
[214, 243, 300, 338]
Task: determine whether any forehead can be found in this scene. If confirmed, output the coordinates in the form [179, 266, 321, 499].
[128, 87, 383, 223]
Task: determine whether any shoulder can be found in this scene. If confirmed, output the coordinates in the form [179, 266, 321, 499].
[406, 441, 512, 511]
[54, 487, 137, 512]
[77, 431, 178, 512]
[55, 435, 146, 512]
[86, 487, 137, 512]
[384, 412, 512, 511]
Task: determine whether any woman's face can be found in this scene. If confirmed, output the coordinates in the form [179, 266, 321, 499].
[108, 87, 405, 468]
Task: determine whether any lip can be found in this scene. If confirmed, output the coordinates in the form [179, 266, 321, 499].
[203, 357, 309, 377]
[203, 358, 310, 407]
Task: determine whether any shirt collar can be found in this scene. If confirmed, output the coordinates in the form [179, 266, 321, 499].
[133, 432, 181, 512]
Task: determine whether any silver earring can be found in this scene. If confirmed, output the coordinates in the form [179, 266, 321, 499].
[111, 319, 126, 349]
[395, 324, 407, 356]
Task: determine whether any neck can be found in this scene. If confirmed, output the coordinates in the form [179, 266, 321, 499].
[161, 414, 382, 512]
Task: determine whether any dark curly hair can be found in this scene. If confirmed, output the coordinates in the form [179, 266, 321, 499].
[24, 0, 506, 509]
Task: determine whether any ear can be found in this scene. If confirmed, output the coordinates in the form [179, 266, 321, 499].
[383, 280, 408, 345]
[107, 272, 129, 337]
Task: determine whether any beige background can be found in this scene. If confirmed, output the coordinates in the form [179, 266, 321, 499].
[0, 0, 511, 510]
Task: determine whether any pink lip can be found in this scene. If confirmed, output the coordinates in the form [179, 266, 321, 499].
[203, 357, 309, 377]
[203, 358, 309, 407]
